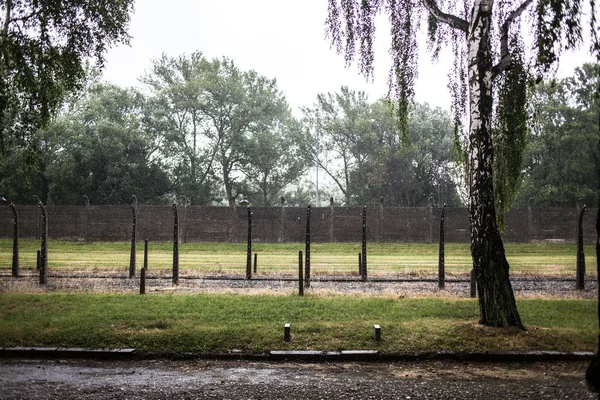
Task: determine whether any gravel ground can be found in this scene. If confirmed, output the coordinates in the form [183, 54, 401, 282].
[0, 271, 597, 298]
[0, 358, 595, 399]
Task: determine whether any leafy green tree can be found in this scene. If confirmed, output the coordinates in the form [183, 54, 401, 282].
[143, 53, 294, 205]
[326, 0, 598, 327]
[241, 118, 309, 206]
[356, 101, 461, 207]
[303, 88, 459, 206]
[0, 134, 52, 204]
[0, 0, 134, 164]
[200, 57, 292, 204]
[142, 52, 220, 205]
[44, 84, 171, 205]
[517, 63, 599, 207]
[302, 87, 379, 205]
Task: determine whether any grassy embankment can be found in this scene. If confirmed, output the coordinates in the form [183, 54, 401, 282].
[0, 239, 594, 277]
[1, 241, 595, 353]
[0, 293, 595, 353]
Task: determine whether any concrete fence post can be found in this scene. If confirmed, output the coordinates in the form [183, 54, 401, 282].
[361, 206, 367, 282]
[9, 203, 19, 277]
[305, 205, 311, 289]
[438, 204, 446, 290]
[246, 207, 252, 280]
[38, 202, 48, 285]
[140, 267, 146, 295]
[298, 250, 304, 296]
[129, 196, 137, 279]
[577, 204, 587, 290]
[172, 204, 179, 285]
[144, 239, 149, 271]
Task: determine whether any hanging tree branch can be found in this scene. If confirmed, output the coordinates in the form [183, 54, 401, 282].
[421, 0, 469, 33]
[492, 0, 535, 77]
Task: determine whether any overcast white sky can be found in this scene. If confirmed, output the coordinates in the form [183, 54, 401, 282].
[102, 0, 595, 116]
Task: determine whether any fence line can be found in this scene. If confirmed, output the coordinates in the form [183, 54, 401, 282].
[0, 204, 597, 244]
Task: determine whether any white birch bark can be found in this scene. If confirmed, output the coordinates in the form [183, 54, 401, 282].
[466, 0, 523, 327]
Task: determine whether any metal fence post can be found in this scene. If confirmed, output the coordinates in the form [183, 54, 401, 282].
[173, 204, 179, 285]
[129, 196, 137, 279]
[246, 207, 252, 280]
[362, 205, 367, 282]
[38, 202, 48, 285]
[305, 205, 311, 289]
[9, 203, 19, 277]
[577, 205, 587, 290]
[438, 204, 446, 289]
[298, 250, 304, 296]
[140, 267, 146, 295]
[358, 252, 362, 276]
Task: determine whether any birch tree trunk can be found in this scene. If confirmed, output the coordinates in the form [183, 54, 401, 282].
[467, 0, 523, 328]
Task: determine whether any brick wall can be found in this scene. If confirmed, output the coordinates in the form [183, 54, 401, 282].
[0, 204, 596, 244]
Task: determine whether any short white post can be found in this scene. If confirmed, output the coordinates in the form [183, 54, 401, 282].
[374, 324, 381, 342]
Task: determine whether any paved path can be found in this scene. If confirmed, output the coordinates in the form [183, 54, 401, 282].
[0, 359, 595, 399]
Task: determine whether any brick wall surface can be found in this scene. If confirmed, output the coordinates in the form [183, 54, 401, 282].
[0, 204, 596, 244]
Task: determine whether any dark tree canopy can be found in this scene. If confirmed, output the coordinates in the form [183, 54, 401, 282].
[0, 0, 134, 157]
[45, 83, 172, 205]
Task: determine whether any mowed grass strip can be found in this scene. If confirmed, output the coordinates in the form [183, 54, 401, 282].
[0, 293, 594, 353]
[0, 240, 594, 276]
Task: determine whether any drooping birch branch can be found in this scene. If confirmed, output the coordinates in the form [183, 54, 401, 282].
[421, 0, 469, 33]
[492, 0, 535, 76]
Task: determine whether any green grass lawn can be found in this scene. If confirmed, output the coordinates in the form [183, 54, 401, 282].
[0, 293, 595, 353]
[0, 239, 594, 277]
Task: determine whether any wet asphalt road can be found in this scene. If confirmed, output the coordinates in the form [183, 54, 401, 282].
[0, 359, 596, 399]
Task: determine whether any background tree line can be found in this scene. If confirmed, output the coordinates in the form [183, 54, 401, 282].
[1, 54, 597, 207]
[0, 51, 461, 207]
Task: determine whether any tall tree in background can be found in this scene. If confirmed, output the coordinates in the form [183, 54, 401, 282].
[359, 101, 461, 207]
[303, 88, 460, 206]
[142, 52, 219, 204]
[326, 0, 598, 327]
[0, 0, 134, 175]
[201, 57, 293, 205]
[518, 63, 599, 207]
[43, 84, 171, 205]
[144, 53, 296, 205]
[241, 118, 310, 206]
[302, 87, 378, 204]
